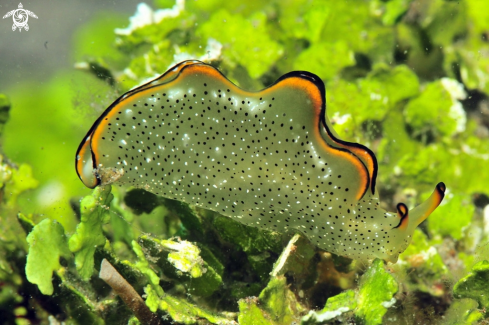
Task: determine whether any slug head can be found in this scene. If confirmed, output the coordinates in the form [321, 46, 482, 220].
[382, 182, 446, 262]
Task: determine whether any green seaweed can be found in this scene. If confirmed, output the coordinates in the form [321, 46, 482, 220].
[108, 187, 136, 246]
[197, 9, 283, 79]
[238, 276, 304, 325]
[146, 284, 234, 324]
[68, 185, 113, 280]
[138, 234, 223, 297]
[130, 240, 165, 298]
[25, 219, 71, 295]
[397, 229, 449, 296]
[301, 290, 356, 324]
[213, 214, 283, 255]
[258, 276, 304, 324]
[428, 193, 474, 240]
[293, 41, 355, 80]
[404, 79, 466, 138]
[442, 299, 483, 325]
[355, 259, 398, 325]
[453, 260, 489, 315]
[0, 154, 39, 208]
[237, 298, 271, 325]
[301, 259, 397, 324]
[131, 240, 233, 324]
[374, 0, 414, 26]
[328, 64, 419, 140]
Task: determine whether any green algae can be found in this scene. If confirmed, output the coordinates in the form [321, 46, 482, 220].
[404, 79, 466, 138]
[373, 0, 414, 26]
[355, 259, 398, 325]
[212, 214, 283, 255]
[68, 185, 113, 280]
[453, 260, 489, 315]
[258, 276, 305, 323]
[145, 284, 235, 324]
[131, 240, 233, 324]
[396, 229, 449, 297]
[197, 10, 283, 79]
[238, 276, 303, 325]
[294, 41, 355, 80]
[138, 234, 224, 297]
[25, 219, 71, 295]
[328, 64, 419, 140]
[301, 290, 356, 324]
[301, 259, 398, 324]
[442, 299, 484, 325]
[0, 157, 39, 208]
[238, 298, 271, 325]
[428, 193, 474, 240]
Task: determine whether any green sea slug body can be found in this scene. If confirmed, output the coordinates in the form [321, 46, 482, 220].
[76, 60, 445, 262]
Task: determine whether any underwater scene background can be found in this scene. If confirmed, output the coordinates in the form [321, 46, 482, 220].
[1, 0, 489, 324]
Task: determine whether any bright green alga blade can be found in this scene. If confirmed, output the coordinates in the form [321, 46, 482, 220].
[196, 9, 283, 79]
[238, 297, 272, 325]
[130, 240, 164, 299]
[0, 154, 39, 207]
[404, 78, 466, 138]
[301, 259, 397, 325]
[293, 41, 355, 80]
[25, 218, 71, 295]
[132, 241, 232, 324]
[301, 290, 357, 324]
[427, 193, 474, 240]
[355, 259, 398, 325]
[442, 298, 483, 325]
[453, 260, 489, 315]
[238, 276, 304, 325]
[68, 185, 113, 280]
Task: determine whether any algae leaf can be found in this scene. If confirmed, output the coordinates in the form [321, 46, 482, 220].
[279, 0, 331, 43]
[146, 286, 234, 324]
[328, 64, 420, 140]
[197, 9, 283, 78]
[131, 241, 232, 324]
[2, 162, 39, 207]
[301, 260, 397, 325]
[25, 218, 71, 295]
[399, 229, 448, 277]
[301, 290, 356, 324]
[213, 214, 282, 255]
[355, 259, 398, 325]
[442, 298, 483, 325]
[428, 193, 474, 240]
[130, 240, 165, 299]
[238, 276, 304, 325]
[375, 0, 413, 26]
[259, 276, 304, 324]
[68, 185, 113, 280]
[404, 79, 466, 138]
[453, 260, 489, 315]
[238, 297, 272, 325]
[293, 41, 355, 80]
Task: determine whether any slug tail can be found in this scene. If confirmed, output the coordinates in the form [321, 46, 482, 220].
[408, 182, 446, 230]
